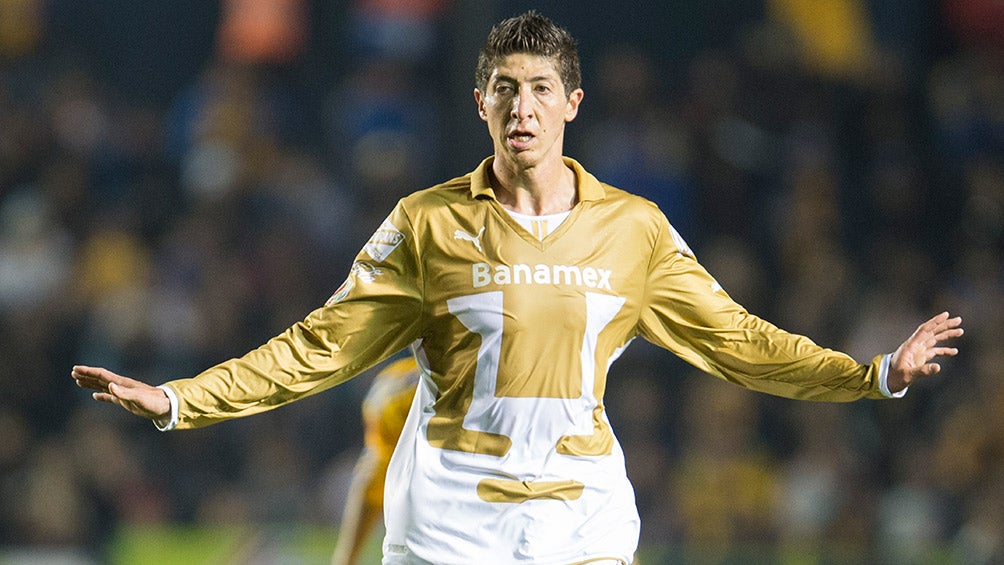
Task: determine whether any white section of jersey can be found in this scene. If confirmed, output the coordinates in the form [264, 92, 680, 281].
[383, 293, 639, 565]
[383, 381, 639, 565]
[505, 209, 571, 241]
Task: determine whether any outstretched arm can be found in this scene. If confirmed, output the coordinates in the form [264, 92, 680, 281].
[887, 312, 964, 394]
[72, 365, 171, 421]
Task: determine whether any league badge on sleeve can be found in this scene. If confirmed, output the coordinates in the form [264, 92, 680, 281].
[364, 219, 405, 262]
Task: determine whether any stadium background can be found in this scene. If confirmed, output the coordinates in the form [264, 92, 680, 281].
[1, 0, 1001, 562]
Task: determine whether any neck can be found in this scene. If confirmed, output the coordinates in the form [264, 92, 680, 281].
[491, 157, 577, 216]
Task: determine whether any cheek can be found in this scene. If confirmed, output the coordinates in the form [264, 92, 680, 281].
[483, 100, 503, 120]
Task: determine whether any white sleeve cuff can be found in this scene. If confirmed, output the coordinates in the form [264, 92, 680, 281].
[878, 353, 908, 398]
[154, 385, 180, 431]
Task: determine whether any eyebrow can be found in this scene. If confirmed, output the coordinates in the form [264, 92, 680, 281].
[492, 74, 558, 85]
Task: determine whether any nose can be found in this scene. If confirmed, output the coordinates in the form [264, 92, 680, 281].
[511, 86, 534, 121]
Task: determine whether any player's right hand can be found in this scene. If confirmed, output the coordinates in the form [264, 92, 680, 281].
[72, 365, 171, 421]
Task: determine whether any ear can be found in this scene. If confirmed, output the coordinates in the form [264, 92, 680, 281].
[564, 88, 584, 123]
[474, 88, 488, 122]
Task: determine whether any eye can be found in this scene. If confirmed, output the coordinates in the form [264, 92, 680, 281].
[494, 83, 514, 95]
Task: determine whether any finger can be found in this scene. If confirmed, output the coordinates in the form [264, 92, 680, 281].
[92, 391, 118, 404]
[923, 311, 950, 328]
[912, 315, 963, 347]
[75, 378, 107, 392]
[73, 371, 111, 391]
[925, 346, 959, 361]
[93, 387, 133, 410]
[920, 312, 955, 333]
[78, 367, 132, 392]
[944, 315, 963, 328]
[932, 315, 963, 333]
[933, 327, 964, 342]
[72, 365, 105, 379]
[108, 382, 137, 402]
[72, 367, 113, 388]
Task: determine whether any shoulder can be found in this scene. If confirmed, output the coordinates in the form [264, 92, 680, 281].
[600, 182, 664, 214]
[587, 180, 672, 237]
[399, 173, 474, 210]
[583, 175, 693, 257]
[572, 157, 667, 221]
[389, 171, 492, 240]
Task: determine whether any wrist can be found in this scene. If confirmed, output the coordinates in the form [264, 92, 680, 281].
[879, 353, 908, 398]
[154, 385, 179, 430]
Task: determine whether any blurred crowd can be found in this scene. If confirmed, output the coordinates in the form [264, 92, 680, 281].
[1, 0, 1002, 563]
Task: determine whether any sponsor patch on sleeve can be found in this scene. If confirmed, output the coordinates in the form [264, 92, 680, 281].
[364, 219, 405, 262]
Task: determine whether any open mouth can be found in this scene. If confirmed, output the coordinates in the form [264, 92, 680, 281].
[507, 130, 535, 148]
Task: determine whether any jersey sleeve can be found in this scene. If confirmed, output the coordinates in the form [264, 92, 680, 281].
[164, 204, 425, 429]
[637, 215, 886, 402]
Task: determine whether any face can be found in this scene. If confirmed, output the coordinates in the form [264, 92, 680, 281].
[474, 53, 583, 170]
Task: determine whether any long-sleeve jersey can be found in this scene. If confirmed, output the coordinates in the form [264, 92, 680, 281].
[162, 156, 892, 564]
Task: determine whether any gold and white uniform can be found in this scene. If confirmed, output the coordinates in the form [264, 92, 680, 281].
[161, 157, 893, 564]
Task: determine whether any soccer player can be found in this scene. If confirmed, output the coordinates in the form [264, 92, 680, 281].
[73, 10, 963, 565]
[332, 356, 419, 565]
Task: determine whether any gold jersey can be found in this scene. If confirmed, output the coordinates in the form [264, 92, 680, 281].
[163, 156, 888, 564]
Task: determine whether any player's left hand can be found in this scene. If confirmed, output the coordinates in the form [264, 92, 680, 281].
[887, 312, 964, 394]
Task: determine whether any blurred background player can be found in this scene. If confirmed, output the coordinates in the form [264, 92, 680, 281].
[332, 355, 419, 565]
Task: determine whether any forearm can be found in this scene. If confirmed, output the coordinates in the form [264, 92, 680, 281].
[166, 304, 420, 429]
[642, 251, 892, 401]
[672, 312, 890, 401]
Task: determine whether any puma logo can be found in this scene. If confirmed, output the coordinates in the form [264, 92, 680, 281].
[454, 227, 485, 253]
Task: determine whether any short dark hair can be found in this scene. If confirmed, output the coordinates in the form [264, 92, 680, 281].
[475, 10, 581, 96]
